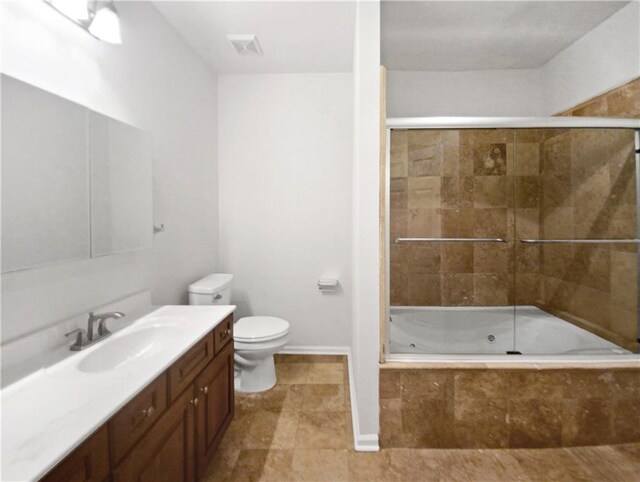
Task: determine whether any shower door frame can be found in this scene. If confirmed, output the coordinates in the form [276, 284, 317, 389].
[382, 116, 640, 362]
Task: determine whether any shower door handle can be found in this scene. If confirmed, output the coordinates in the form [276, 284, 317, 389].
[394, 238, 507, 243]
[520, 239, 640, 244]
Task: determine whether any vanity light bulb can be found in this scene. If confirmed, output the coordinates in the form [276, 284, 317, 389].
[88, 3, 122, 44]
[51, 0, 89, 20]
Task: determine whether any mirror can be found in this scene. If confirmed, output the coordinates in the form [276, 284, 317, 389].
[1, 75, 153, 273]
[90, 113, 152, 257]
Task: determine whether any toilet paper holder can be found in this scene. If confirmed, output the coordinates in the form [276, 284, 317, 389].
[318, 278, 339, 292]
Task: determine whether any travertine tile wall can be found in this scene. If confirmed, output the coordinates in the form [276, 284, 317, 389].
[537, 128, 637, 350]
[541, 76, 640, 351]
[380, 367, 640, 448]
[390, 129, 543, 307]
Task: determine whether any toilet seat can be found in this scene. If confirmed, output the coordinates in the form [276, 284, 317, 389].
[234, 316, 289, 343]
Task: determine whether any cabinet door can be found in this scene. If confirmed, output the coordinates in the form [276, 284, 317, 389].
[112, 387, 195, 482]
[41, 426, 109, 482]
[194, 341, 235, 477]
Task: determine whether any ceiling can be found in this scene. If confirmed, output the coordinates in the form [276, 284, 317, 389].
[382, 1, 630, 71]
[153, 1, 356, 74]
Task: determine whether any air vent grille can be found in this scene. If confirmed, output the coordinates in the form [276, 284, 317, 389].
[227, 35, 263, 56]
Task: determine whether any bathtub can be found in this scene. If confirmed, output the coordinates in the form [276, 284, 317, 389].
[388, 305, 635, 360]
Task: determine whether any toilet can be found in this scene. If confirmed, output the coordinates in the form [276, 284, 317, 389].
[188, 273, 290, 393]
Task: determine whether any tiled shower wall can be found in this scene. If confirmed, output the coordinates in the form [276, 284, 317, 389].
[547, 76, 640, 351]
[537, 129, 637, 351]
[390, 129, 542, 307]
[389, 77, 640, 351]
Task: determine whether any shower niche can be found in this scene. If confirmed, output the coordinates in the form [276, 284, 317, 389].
[387, 123, 640, 356]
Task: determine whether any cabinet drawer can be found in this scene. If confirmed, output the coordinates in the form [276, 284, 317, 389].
[214, 314, 233, 354]
[41, 425, 109, 482]
[109, 373, 167, 464]
[168, 333, 214, 402]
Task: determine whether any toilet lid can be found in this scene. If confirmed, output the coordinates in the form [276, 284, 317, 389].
[234, 316, 289, 342]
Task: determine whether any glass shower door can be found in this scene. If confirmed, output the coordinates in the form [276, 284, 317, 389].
[513, 128, 639, 355]
[389, 128, 517, 354]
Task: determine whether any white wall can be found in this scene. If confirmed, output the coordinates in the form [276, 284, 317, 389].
[541, 0, 640, 115]
[1, 1, 218, 343]
[387, 69, 543, 117]
[217, 73, 353, 348]
[387, 2, 640, 118]
[351, 0, 380, 450]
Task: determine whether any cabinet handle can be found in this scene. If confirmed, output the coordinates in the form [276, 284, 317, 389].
[226, 328, 232, 336]
[200, 386, 209, 395]
[141, 405, 155, 418]
[191, 397, 199, 407]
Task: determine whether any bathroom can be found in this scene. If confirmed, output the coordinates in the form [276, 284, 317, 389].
[1, 0, 639, 481]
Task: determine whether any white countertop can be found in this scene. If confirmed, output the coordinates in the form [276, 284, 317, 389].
[1, 305, 235, 482]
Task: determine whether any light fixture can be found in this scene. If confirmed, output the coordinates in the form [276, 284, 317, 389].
[88, 3, 122, 44]
[44, 0, 122, 45]
[50, 0, 89, 21]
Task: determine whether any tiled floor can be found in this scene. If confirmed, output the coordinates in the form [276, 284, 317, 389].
[202, 355, 640, 481]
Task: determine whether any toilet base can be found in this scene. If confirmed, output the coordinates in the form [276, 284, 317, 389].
[235, 355, 277, 393]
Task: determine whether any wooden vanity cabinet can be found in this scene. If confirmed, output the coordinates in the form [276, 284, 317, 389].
[111, 387, 195, 482]
[39, 316, 234, 482]
[41, 426, 109, 482]
[194, 341, 235, 478]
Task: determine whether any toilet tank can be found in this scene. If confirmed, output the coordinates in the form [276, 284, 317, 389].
[188, 273, 233, 305]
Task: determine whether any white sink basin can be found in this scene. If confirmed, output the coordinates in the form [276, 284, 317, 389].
[79, 324, 183, 373]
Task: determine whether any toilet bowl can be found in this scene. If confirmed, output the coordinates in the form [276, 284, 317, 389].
[188, 273, 290, 393]
[233, 316, 290, 392]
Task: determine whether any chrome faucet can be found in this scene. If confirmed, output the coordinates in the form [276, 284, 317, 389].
[65, 311, 125, 351]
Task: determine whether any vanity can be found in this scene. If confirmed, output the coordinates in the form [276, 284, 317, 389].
[1, 306, 236, 481]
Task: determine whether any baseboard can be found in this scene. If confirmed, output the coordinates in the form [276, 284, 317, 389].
[278, 345, 350, 356]
[278, 345, 380, 452]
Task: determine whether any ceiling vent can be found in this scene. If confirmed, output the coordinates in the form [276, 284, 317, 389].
[227, 35, 263, 56]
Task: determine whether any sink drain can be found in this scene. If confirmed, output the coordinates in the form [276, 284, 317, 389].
[486, 334, 496, 343]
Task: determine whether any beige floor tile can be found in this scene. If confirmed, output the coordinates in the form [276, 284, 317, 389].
[271, 412, 300, 449]
[200, 448, 240, 482]
[300, 384, 347, 411]
[296, 411, 349, 449]
[509, 448, 600, 482]
[389, 449, 442, 481]
[569, 446, 640, 482]
[243, 410, 281, 449]
[306, 363, 345, 384]
[276, 363, 312, 384]
[229, 449, 270, 482]
[490, 451, 532, 481]
[236, 392, 264, 412]
[292, 449, 349, 481]
[453, 450, 530, 482]
[348, 450, 396, 481]
[220, 410, 253, 449]
[260, 450, 295, 481]
[259, 384, 305, 412]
